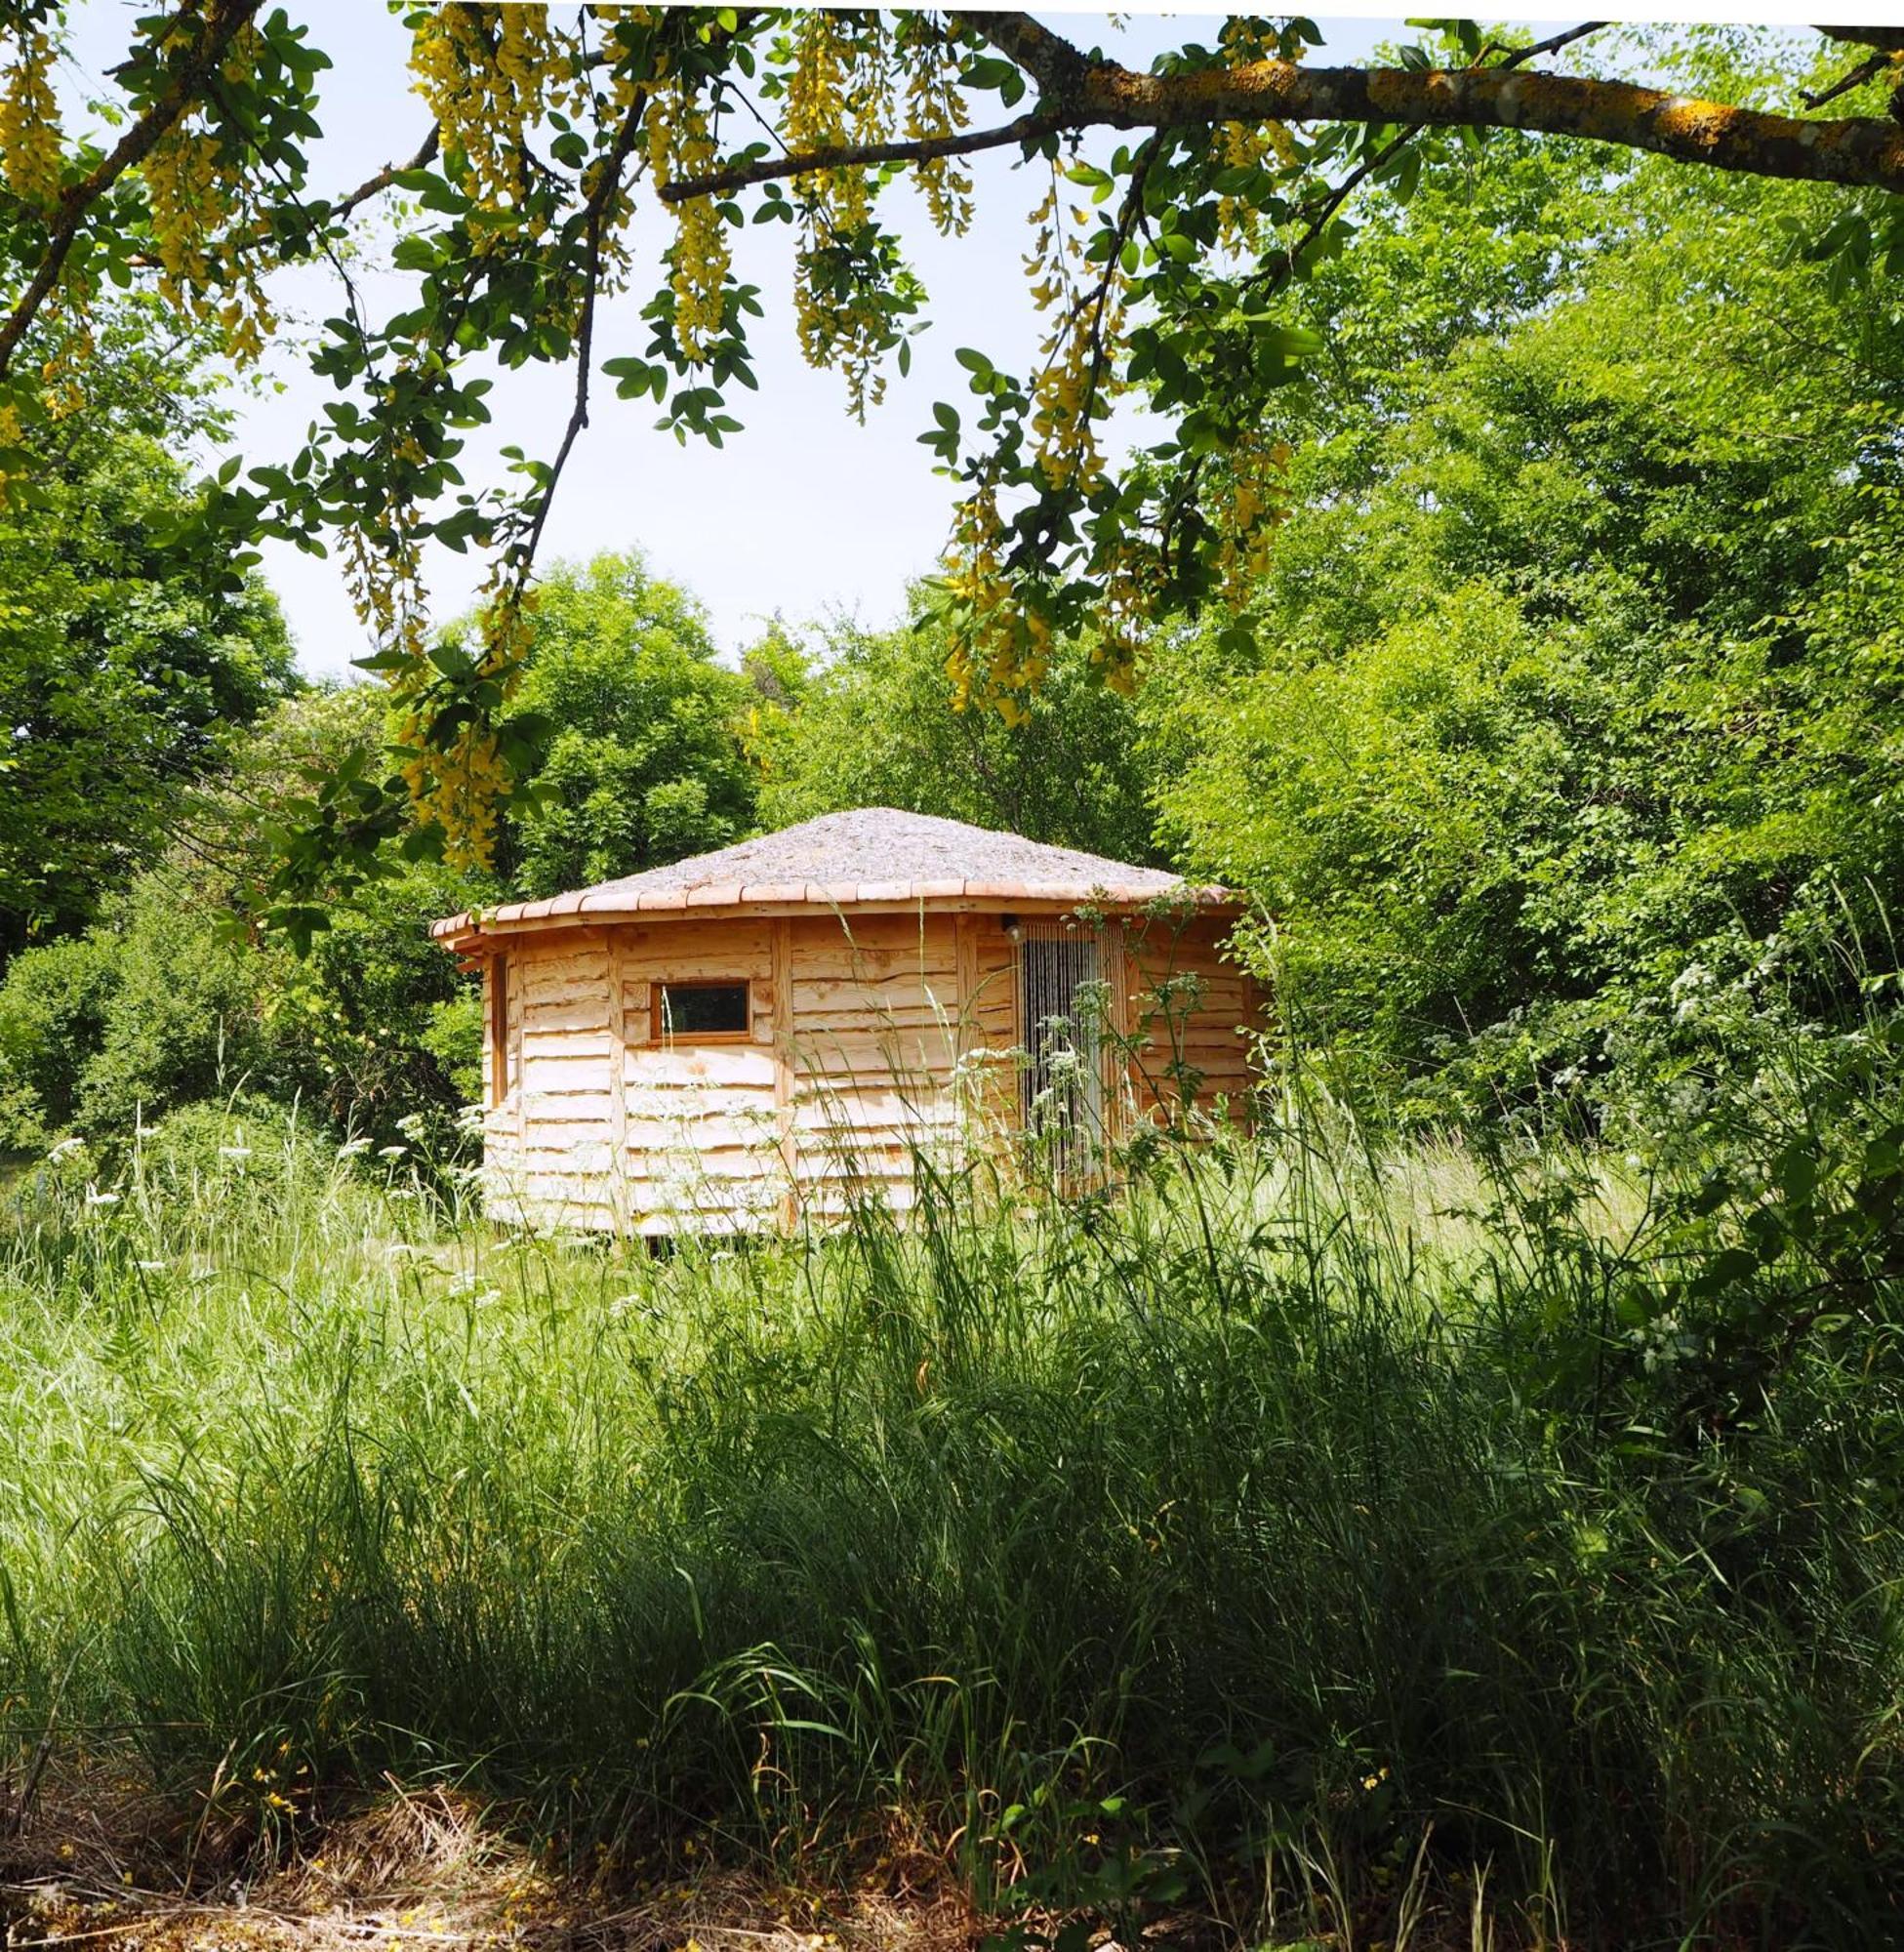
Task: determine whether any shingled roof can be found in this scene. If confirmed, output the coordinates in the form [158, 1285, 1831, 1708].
[432, 807, 1232, 944]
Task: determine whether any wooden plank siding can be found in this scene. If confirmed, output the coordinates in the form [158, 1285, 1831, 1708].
[477, 906, 1264, 1235]
[619, 917, 782, 1234]
[1119, 912, 1265, 1124]
[784, 912, 963, 1220]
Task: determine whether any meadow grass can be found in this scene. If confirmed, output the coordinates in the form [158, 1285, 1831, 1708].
[2, 1100, 1902, 1949]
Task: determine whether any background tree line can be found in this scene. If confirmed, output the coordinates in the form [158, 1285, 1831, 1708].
[1, 30, 1898, 1159]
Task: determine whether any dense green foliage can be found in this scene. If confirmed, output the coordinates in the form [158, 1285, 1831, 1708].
[496, 552, 758, 896]
[1154, 69, 1904, 1118]
[0, 309, 297, 956]
[0, 687, 478, 1155]
[754, 605, 1160, 865]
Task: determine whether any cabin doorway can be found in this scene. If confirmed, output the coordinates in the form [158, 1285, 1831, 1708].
[1017, 921, 1108, 1169]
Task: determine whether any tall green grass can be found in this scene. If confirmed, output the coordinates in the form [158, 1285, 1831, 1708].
[2, 1091, 1902, 1947]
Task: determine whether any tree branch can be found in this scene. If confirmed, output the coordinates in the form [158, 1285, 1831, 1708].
[327, 125, 441, 223]
[1816, 26, 1904, 54]
[1091, 59, 1904, 190]
[0, 0, 263, 378]
[1802, 52, 1888, 112]
[660, 109, 1065, 204]
[1247, 21, 1611, 302]
[956, 11, 1090, 100]
[512, 91, 650, 576]
[666, 35, 1904, 207]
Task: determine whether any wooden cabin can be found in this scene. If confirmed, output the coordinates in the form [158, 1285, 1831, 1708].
[430, 808, 1262, 1235]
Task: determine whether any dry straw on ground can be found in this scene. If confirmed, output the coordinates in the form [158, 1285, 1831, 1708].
[3, 1773, 979, 1952]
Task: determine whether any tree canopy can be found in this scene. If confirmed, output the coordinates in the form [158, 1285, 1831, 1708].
[0, 5, 1899, 907]
[1154, 75, 1904, 1117]
[751, 601, 1161, 865]
[0, 300, 295, 956]
[489, 549, 759, 896]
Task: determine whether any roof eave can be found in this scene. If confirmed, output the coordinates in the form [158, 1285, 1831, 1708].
[430, 884, 1241, 953]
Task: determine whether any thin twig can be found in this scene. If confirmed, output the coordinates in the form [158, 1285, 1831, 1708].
[511, 93, 650, 579]
[1802, 51, 1889, 111]
[661, 109, 1065, 205]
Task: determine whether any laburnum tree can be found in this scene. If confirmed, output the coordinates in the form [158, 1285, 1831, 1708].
[0, 4, 1899, 933]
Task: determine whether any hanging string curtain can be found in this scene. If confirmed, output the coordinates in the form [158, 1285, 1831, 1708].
[1019, 920, 1106, 1168]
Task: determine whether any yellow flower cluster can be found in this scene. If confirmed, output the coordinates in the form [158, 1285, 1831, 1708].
[38, 312, 92, 422]
[1213, 433, 1294, 602]
[0, 20, 61, 209]
[786, 10, 879, 231]
[1091, 540, 1157, 694]
[344, 526, 426, 688]
[943, 484, 1050, 725]
[645, 76, 729, 361]
[392, 566, 539, 870]
[0, 397, 23, 500]
[1024, 177, 1122, 493]
[1213, 122, 1291, 255]
[340, 410, 432, 833]
[896, 19, 972, 237]
[409, 3, 580, 228]
[786, 11, 895, 417]
[142, 20, 276, 364]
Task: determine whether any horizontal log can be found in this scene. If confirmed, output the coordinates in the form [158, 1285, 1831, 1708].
[792, 1100, 960, 1133]
[792, 1012, 961, 1046]
[520, 1052, 614, 1088]
[622, 954, 774, 987]
[523, 958, 609, 996]
[502, 1178, 620, 1212]
[628, 1121, 780, 1156]
[521, 1029, 613, 1062]
[636, 1153, 790, 1184]
[619, 916, 778, 957]
[628, 1046, 777, 1087]
[791, 1029, 957, 1066]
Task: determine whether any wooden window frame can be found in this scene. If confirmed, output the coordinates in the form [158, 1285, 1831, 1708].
[651, 978, 753, 1045]
[488, 954, 510, 1105]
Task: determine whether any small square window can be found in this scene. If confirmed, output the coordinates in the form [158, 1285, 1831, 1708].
[655, 980, 750, 1040]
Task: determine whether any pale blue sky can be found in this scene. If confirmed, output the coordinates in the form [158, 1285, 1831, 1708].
[61, 7, 1542, 675]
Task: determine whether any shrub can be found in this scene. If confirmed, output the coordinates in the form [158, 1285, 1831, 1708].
[0, 929, 119, 1148]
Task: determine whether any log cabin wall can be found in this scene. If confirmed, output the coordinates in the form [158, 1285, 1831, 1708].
[480, 951, 526, 1220]
[482, 912, 992, 1234]
[784, 911, 964, 1221]
[485, 933, 619, 1229]
[477, 904, 1263, 1236]
[618, 916, 783, 1234]
[1119, 911, 1263, 1123]
[958, 913, 1021, 1137]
